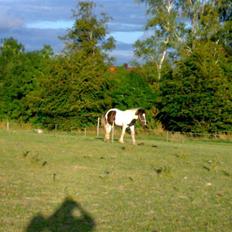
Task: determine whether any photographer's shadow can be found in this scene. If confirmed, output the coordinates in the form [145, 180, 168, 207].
[26, 197, 95, 232]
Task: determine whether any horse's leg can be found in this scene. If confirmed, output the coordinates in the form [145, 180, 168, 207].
[104, 123, 112, 142]
[119, 125, 127, 144]
[130, 125, 136, 145]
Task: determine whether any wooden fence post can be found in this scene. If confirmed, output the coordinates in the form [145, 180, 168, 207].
[166, 131, 169, 142]
[97, 117, 100, 137]
[6, 120, 9, 131]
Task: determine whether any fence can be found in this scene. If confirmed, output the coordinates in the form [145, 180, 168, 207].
[1, 119, 232, 143]
[97, 118, 232, 143]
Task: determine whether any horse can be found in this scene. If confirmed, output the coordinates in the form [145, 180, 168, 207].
[102, 108, 147, 145]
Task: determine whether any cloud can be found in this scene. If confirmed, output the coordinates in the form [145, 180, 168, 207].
[0, 0, 75, 22]
[108, 22, 144, 32]
[95, 0, 147, 30]
[109, 42, 138, 64]
[0, 27, 65, 52]
[110, 31, 144, 44]
[0, 6, 24, 30]
[0, 15, 23, 29]
[0, 0, 147, 64]
[26, 20, 73, 30]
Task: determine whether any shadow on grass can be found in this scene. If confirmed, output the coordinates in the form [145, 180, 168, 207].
[25, 197, 95, 232]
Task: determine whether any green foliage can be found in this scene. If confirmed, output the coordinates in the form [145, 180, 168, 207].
[0, 38, 52, 121]
[216, 19, 232, 54]
[0, 1, 115, 130]
[135, 0, 231, 78]
[158, 41, 232, 133]
[134, 0, 186, 79]
[108, 67, 157, 110]
[105, 67, 157, 129]
[135, 0, 232, 132]
[61, 1, 115, 63]
[25, 0, 115, 130]
[26, 52, 111, 129]
[0, 1, 231, 134]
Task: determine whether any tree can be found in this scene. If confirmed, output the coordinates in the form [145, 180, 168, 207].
[158, 41, 232, 133]
[109, 67, 157, 110]
[176, 0, 232, 56]
[0, 38, 28, 119]
[61, 1, 115, 62]
[134, 1, 232, 78]
[216, 1, 232, 53]
[26, 1, 115, 129]
[0, 38, 53, 121]
[134, 0, 184, 80]
[134, 0, 232, 133]
[26, 51, 112, 129]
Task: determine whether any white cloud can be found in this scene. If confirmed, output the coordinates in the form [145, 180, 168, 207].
[0, 0, 147, 64]
[26, 20, 73, 29]
[111, 49, 133, 58]
[110, 31, 144, 44]
[0, 12, 24, 29]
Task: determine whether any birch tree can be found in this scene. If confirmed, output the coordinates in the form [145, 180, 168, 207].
[134, 0, 231, 80]
[134, 0, 184, 80]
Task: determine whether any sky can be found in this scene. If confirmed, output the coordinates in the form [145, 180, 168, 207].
[0, 0, 147, 64]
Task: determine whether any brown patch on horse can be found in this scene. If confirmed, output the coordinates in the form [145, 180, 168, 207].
[128, 119, 137, 127]
[135, 108, 146, 116]
[107, 110, 116, 125]
[135, 108, 147, 128]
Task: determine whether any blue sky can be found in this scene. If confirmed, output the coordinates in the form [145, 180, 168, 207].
[0, 0, 147, 64]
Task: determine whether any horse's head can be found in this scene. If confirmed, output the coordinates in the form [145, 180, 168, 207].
[136, 108, 148, 129]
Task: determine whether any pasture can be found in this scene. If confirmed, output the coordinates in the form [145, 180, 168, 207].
[0, 129, 232, 232]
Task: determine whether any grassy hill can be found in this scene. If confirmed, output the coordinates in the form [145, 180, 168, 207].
[0, 129, 232, 232]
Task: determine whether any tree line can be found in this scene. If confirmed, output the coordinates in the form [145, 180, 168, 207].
[0, 0, 231, 133]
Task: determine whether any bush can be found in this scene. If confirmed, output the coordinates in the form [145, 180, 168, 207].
[158, 41, 232, 133]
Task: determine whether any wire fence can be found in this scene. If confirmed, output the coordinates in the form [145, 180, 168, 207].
[1, 119, 232, 144]
[158, 130, 232, 143]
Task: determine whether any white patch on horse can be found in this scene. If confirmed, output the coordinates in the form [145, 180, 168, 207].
[102, 108, 147, 145]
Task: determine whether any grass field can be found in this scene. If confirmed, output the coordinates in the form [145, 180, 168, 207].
[0, 129, 232, 232]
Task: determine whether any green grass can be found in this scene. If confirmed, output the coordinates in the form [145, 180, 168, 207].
[0, 129, 232, 232]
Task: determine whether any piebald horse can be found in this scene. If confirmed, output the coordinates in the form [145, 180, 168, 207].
[102, 108, 147, 145]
